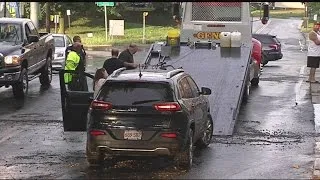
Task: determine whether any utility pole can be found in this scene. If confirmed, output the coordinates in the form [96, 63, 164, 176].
[45, 2, 50, 32]
[30, 2, 39, 29]
[3, 1, 7, 17]
[142, 12, 148, 44]
[104, 5, 108, 41]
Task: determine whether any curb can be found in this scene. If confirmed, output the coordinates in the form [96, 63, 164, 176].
[313, 142, 320, 179]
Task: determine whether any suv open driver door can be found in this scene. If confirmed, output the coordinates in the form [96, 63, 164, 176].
[59, 70, 94, 131]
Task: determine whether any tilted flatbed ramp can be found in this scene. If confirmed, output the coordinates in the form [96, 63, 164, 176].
[144, 44, 251, 136]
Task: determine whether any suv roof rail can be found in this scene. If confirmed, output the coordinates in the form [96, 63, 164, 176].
[166, 68, 184, 79]
[110, 67, 127, 77]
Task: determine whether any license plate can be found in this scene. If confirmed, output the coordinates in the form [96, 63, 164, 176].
[124, 130, 142, 140]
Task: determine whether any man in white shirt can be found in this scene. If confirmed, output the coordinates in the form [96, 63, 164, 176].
[307, 23, 320, 83]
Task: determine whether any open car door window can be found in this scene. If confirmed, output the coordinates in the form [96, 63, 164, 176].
[59, 70, 94, 132]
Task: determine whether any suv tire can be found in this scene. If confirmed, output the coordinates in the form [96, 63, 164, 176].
[175, 128, 193, 171]
[196, 115, 213, 148]
[86, 143, 104, 167]
[39, 56, 52, 86]
[12, 68, 28, 99]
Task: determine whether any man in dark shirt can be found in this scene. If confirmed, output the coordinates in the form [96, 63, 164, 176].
[103, 49, 138, 75]
[118, 43, 139, 65]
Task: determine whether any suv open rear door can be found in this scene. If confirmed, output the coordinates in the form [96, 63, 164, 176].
[59, 70, 94, 131]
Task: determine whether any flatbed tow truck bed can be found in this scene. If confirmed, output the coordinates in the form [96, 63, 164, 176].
[144, 43, 252, 136]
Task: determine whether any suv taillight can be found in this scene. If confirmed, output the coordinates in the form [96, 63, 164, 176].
[269, 44, 279, 50]
[90, 130, 106, 136]
[154, 102, 181, 112]
[90, 100, 112, 110]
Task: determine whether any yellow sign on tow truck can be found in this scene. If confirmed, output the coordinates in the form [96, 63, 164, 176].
[193, 32, 220, 40]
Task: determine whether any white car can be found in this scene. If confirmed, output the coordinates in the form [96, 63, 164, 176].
[52, 34, 73, 70]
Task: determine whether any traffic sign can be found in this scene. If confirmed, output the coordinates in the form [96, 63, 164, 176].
[95, 2, 114, 7]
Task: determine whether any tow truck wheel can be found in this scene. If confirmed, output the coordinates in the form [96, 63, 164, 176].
[174, 128, 193, 171]
[12, 68, 28, 99]
[39, 56, 53, 86]
[196, 115, 213, 149]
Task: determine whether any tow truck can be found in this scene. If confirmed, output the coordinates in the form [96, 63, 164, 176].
[58, 2, 269, 136]
[140, 2, 269, 135]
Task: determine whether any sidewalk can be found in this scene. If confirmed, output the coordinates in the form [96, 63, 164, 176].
[311, 70, 320, 180]
[304, 32, 320, 179]
[298, 28, 320, 179]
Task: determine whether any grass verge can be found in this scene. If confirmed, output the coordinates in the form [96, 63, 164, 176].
[39, 17, 178, 46]
[251, 9, 304, 19]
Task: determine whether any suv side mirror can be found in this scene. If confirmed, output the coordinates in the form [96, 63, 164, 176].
[200, 87, 211, 95]
[28, 35, 39, 43]
[261, 3, 269, 25]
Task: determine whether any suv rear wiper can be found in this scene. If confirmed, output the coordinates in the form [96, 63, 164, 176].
[132, 99, 160, 105]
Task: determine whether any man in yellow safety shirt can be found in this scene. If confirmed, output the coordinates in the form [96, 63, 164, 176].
[64, 42, 83, 90]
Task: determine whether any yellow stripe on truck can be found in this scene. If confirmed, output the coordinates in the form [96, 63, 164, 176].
[193, 32, 221, 40]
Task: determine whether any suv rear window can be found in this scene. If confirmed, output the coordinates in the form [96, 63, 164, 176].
[252, 35, 275, 44]
[97, 81, 174, 106]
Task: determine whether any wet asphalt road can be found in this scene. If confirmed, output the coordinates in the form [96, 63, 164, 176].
[0, 18, 316, 179]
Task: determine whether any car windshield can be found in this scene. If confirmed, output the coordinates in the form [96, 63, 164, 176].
[0, 23, 22, 44]
[97, 81, 174, 106]
[53, 36, 65, 47]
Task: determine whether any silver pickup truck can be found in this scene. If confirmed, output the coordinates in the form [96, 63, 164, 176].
[0, 18, 55, 99]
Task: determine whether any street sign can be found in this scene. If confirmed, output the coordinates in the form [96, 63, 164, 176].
[95, 2, 115, 41]
[95, 2, 114, 7]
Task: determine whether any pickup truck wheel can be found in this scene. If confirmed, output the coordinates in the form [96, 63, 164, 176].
[196, 115, 213, 149]
[174, 128, 193, 171]
[39, 57, 52, 86]
[12, 68, 28, 99]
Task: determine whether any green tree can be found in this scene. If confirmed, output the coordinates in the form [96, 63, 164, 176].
[307, 2, 320, 15]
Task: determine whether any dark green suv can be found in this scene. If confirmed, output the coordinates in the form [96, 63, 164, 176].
[85, 67, 213, 171]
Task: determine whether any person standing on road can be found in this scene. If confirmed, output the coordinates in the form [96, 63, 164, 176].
[93, 68, 108, 97]
[307, 23, 320, 83]
[65, 36, 87, 71]
[103, 48, 138, 75]
[118, 44, 139, 69]
[64, 42, 87, 91]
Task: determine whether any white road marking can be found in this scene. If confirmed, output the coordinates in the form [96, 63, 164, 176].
[314, 104, 320, 133]
[295, 65, 306, 105]
[255, 19, 272, 34]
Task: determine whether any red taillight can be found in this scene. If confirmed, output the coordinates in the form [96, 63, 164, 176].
[90, 130, 105, 136]
[161, 133, 177, 138]
[90, 100, 112, 110]
[154, 102, 181, 112]
[269, 44, 278, 50]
